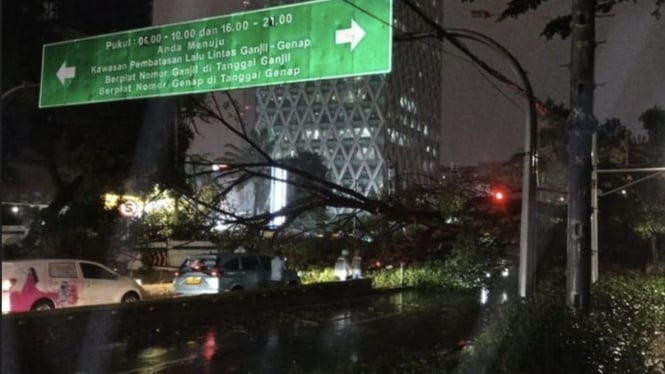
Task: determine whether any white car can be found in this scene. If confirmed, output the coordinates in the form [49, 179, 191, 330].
[2, 259, 144, 313]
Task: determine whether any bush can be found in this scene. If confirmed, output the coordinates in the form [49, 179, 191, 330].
[455, 276, 665, 374]
[298, 267, 337, 284]
[296, 259, 485, 291]
[368, 260, 484, 291]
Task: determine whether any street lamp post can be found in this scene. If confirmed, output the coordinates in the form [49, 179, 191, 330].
[397, 1, 539, 297]
[446, 29, 539, 298]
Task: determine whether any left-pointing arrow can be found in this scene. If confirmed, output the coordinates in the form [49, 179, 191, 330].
[56, 61, 76, 86]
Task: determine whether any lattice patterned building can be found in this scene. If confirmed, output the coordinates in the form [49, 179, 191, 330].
[254, 0, 443, 199]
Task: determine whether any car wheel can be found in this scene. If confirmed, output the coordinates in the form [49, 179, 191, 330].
[231, 286, 243, 291]
[31, 299, 55, 312]
[121, 292, 140, 303]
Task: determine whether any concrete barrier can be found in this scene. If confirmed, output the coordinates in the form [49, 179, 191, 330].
[1, 279, 373, 346]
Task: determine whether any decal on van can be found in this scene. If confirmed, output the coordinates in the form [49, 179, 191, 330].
[58, 281, 79, 305]
[9, 268, 80, 311]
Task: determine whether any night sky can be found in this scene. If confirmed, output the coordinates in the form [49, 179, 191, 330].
[155, 0, 664, 168]
[441, 0, 664, 167]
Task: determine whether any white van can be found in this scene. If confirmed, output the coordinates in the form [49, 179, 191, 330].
[2, 259, 145, 314]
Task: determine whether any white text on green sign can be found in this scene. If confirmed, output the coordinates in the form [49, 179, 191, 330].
[39, 0, 392, 107]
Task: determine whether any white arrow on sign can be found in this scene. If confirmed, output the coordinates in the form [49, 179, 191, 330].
[335, 19, 366, 51]
[56, 61, 76, 86]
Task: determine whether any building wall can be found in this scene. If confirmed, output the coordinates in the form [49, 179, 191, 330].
[254, 0, 443, 197]
[386, 0, 443, 190]
[151, 0, 444, 220]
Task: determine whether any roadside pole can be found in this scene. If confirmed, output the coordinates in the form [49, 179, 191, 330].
[592, 166, 665, 282]
[446, 29, 539, 298]
[591, 134, 599, 283]
[392, 11, 541, 296]
[566, 0, 598, 315]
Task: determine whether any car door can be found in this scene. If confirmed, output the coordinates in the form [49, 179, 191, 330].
[78, 261, 121, 305]
[240, 255, 263, 290]
[219, 256, 244, 291]
[258, 256, 272, 287]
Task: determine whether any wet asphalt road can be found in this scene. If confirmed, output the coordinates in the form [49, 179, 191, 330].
[3, 290, 481, 374]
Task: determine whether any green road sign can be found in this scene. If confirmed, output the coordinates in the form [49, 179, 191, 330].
[39, 0, 392, 108]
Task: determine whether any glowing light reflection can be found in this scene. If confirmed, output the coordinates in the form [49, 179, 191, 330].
[203, 329, 216, 361]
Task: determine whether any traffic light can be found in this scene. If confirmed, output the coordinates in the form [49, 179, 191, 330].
[493, 190, 505, 201]
[468, 186, 515, 216]
[491, 187, 509, 204]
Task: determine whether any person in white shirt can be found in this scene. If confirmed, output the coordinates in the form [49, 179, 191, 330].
[351, 250, 362, 279]
[334, 249, 351, 281]
[270, 250, 287, 286]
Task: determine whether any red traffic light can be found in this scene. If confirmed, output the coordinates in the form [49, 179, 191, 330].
[490, 188, 509, 203]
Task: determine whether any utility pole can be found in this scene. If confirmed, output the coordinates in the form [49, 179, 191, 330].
[566, 0, 598, 314]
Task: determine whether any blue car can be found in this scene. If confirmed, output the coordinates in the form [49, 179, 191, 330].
[173, 253, 300, 296]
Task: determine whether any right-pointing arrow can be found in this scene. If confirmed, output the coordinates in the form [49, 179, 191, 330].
[336, 19, 366, 51]
[56, 61, 76, 86]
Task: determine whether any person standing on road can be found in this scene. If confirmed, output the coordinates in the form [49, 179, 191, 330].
[334, 249, 351, 281]
[271, 250, 287, 286]
[351, 249, 362, 280]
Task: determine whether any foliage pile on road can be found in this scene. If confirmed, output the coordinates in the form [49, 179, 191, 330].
[454, 275, 665, 374]
[368, 260, 479, 291]
[298, 268, 338, 284]
[368, 229, 511, 291]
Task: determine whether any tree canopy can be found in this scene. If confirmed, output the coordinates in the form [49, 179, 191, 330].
[476, 0, 664, 39]
[2, 1, 193, 259]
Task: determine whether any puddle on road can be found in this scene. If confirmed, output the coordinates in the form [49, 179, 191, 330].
[2, 290, 490, 373]
[110, 290, 481, 373]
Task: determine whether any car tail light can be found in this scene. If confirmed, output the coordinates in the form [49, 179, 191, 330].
[207, 267, 222, 277]
[2, 278, 17, 292]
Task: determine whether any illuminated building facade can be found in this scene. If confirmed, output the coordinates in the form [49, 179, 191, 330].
[255, 0, 443, 198]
